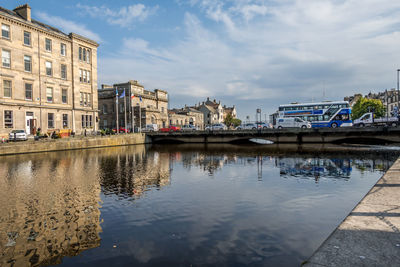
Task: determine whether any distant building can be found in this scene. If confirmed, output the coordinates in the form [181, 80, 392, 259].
[193, 97, 237, 126]
[168, 106, 204, 129]
[345, 89, 399, 116]
[0, 4, 99, 137]
[98, 80, 168, 130]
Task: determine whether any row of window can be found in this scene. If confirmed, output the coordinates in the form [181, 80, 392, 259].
[2, 79, 68, 103]
[81, 115, 93, 128]
[279, 104, 349, 111]
[80, 92, 92, 107]
[78, 47, 91, 63]
[3, 111, 69, 129]
[2, 49, 68, 79]
[79, 69, 91, 83]
[2, 24, 68, 56]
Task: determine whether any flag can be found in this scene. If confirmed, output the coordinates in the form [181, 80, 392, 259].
[139, 96, 142, 102]
[115, 88, 118, 96]
[131, 94, 135, 99]
[119, 89, 125, 98]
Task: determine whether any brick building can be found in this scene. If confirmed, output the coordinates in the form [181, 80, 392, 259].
[0, 4, 99, 137]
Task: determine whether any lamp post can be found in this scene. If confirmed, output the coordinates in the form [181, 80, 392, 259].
[397, 69, 400, 115]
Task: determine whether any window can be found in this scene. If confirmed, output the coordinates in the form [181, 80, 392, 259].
[60, 43, 66, 56]
[87, 93, 91, 107]
[83, 48, 86, 61]
[103, 120, 108, 127]
[83, 70, 87, 83]
[25, 83, 32, 100]
[62, 114, 68, 128]
[24, 55, 32, 72]
[62, 89, 67, 104]
[102, 104, 108, 114]
[48, 113, 54, 128]
[87, 71, 91, 83]
[86, 49, 90, 63]
[3, 80, 12, 98]
[2, 24, 10, 39]
[80, 92, 84, 106]
[79, 47, 82, 60]
[81, 115, 85, 128]
[45, 61, 52, 76]
[84, 93, 87, 106]
[45, 38, 52, 51]
[89, 115, 93, 127]
[79, 69, 83, 82]
[61, 64, 67, 79]
[46, 87, 53, 102]
[4, 111, 13, 128]
[24, 31, 31, 45]
[2, 50, 10, 68]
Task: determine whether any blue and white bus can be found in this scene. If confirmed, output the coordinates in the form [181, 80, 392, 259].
[278, 101, 352, 128]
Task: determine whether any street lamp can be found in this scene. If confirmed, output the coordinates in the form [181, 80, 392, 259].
[397, 69, 400, 115]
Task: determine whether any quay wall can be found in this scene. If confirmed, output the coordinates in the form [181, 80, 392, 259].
[0, 134, 150, 156]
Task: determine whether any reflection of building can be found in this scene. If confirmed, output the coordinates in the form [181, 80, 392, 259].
[276, 157, 353, 180]
[98, 80, 168, 130]
[0, 155, 102, 266]
[0, 4, 99, 138]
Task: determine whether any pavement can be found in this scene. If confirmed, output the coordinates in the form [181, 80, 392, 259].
[304, 158, 400, 266]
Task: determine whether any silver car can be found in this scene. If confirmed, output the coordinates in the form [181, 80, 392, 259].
[9, 130, 28, 141]
[205, 123, 227, 131]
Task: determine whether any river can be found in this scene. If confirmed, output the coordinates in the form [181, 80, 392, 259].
[0, 144, 398, 266]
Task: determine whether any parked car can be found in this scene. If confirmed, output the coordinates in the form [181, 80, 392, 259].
[259, 122, 272, 129]
[142, 124, 159, 132]
[236, 123, 258, 130]
[9, 129, 28, 141]
[160, 125, 181, 132]
[275, 117, 311, 129]
[112, 127, 129, 133]
[182, 125, 198, 131]
[205, 123, 228, 131]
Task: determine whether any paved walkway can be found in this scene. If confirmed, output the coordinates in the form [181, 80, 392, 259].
[304, 158, 400, 266]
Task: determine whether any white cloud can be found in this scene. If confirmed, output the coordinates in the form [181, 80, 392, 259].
[35, 11, 101, 42]
[76, 3, 158, 28]
[99, 0, 400, 118]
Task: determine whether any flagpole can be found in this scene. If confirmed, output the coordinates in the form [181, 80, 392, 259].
[139, 96, 142, 132]
[116, 88, 119, 134]
[124, 89, 127, 133]
[131, 91, 134, 133]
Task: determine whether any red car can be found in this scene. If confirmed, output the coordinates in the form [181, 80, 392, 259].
[160, 125, 181, 132]
[112, 127, 129, 133]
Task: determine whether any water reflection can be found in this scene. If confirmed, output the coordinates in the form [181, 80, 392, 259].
[0, 144, 399, 266]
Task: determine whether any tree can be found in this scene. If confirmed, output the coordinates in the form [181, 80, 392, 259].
[224, 114, 242, 128]
[351, 97, 386, 120]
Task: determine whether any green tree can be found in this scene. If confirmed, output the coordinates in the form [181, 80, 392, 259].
[224, 114, 242, 128]
[351, 97, 386, 120]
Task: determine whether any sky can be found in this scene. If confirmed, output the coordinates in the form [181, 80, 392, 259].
[4, 0, 400, 120]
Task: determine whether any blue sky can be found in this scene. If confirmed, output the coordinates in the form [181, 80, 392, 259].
[4, 0, 400, 120]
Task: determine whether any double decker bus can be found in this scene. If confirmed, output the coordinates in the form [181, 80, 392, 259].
[278, 101, 352, 128]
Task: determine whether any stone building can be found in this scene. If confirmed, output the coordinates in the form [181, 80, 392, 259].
[193, 97, 237, 126]
[98, 80, 168, 130]
[345, 89, 400, 116]
[0, 4, 99, 138]
[168, 106, 204, 129]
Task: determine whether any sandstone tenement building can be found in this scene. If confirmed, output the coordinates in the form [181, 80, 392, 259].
[0, 4, 99, 137]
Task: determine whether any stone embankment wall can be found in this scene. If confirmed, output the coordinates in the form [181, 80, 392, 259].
[0, 134, 149, 156]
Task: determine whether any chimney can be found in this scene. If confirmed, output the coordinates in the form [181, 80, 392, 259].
[14, 4, 31, 22]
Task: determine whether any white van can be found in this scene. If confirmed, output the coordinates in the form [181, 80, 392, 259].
[142, 124, 159, 132]
[275, 117, 311, 129]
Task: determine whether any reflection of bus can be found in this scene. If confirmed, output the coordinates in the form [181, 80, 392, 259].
[276, 158, 352, 178]
[278, 101, 352, 128]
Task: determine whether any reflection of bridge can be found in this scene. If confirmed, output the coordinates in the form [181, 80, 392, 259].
[147, 127, 400, 144]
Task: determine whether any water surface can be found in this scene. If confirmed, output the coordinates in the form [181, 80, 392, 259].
[0, 144, 398, 266]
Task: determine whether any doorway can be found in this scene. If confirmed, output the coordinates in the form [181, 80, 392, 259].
[26, 112, 34, 135]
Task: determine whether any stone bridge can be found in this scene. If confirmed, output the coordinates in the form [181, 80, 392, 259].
[146, 127, 400, 144]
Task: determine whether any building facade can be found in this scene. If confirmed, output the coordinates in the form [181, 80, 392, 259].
[168, 106, 204, 129]
[98, 80, 168, 130]
[193, 97, 237, 126]
[0, 4, 99, 138]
